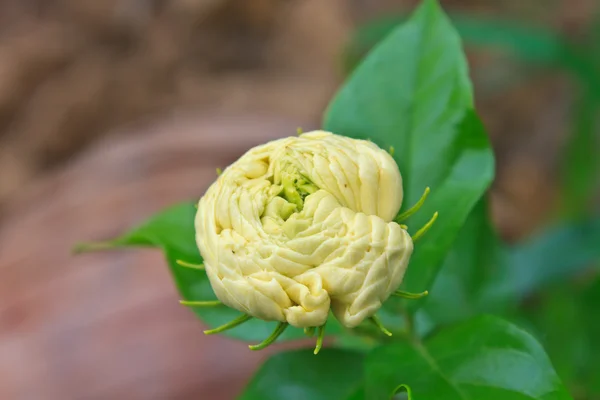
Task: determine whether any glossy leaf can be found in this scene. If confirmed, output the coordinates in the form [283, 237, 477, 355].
[415, 199, 506, 335]
[345, 387, 366, 400]
[73, 202, 201, 256]
[76, 202, 324, 342]
[324, 0, 494, 300]
[365, 315, 572, 400]
[239, 349, 364, 400]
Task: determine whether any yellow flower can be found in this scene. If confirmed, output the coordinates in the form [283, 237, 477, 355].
[180, 130, 437, 352]
[195, 131, 413, 329]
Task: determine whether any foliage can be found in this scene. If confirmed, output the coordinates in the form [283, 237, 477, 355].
[239, 349, 365, 400]
[366, 316, 571, 400]
[74, 0, 600, 398]
[341, 2, 600, 398]
[323, 0, 494, 306]
[343, 5, 600, 217]
[74, 202, 318, 341]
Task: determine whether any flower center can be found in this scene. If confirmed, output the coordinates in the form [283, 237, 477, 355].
[278, 167, 318, 211]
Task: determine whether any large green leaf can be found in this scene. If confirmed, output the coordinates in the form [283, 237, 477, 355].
[365, 315, 572, 400]
[238, 349, 364, 400]
[415, 199, 506, 335]
[324, 0, 494, 300]
[75, 202, 327, 342]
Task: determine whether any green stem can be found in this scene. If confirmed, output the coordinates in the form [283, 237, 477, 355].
[304, 327, 316, 337]
[391, 384, 413, 399]
[412, 212, 438, 242]
[370, 315, 392, 337]
[179, 300, 222, 307]
[204, 314, 252, 335]
[175, 259, 205, 270]
[314, 323, 327, 355]
[392, 290, 429, 299]
[395, 187, 430, 223]
[249, 322, 288, 351]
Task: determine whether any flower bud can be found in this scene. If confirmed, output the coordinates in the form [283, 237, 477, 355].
[195, 131, 413, 328]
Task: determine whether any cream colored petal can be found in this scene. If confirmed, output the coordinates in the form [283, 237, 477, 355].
[195, 131, 412, 328]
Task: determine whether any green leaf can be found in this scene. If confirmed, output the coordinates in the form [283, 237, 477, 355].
[239, 348, 364, 400]
[73, 202, 201, 255]
[75, 202, 316, 342]
[345, 387, 366, 400]
[365, 315, 573, 400]
[324, 0, 494, 300]
[415, 199, 506, 335]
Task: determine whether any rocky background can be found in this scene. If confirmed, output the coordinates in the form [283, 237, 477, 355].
[0, 0, 597, 399]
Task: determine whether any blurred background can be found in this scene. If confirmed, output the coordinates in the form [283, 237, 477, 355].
[0, 0, 598, 399]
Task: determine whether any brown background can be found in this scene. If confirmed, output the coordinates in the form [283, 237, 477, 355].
[0, 0, 597, 399]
